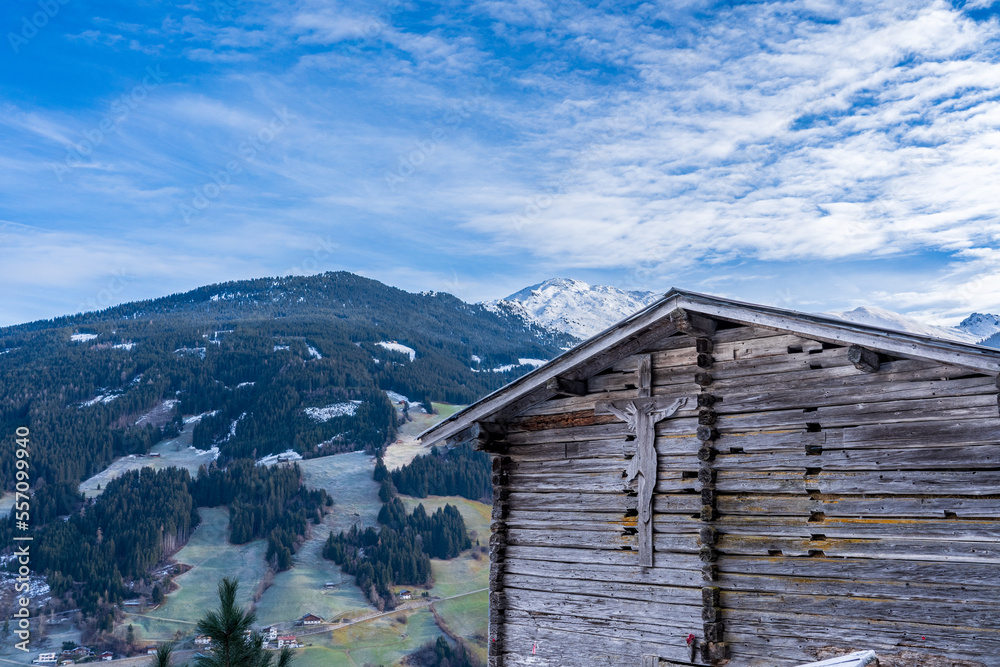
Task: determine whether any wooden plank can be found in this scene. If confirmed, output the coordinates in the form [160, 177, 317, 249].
[504, 557, 703, 588]
[507, 511, 704, 535]
[719, 555, 1000, 587]
[503, 616, 706, 665]
[717, 375, 996, 414]
[504, 588, 702, 627]
[591, 364, 700, 392]
[508, 491, 637, 512]
[504, 572, 702, 605]
[718, 571, 1000, 605]
[716, 418, 1000, 454]
[507, 527, 638, 550]
[508, 526, 704, 552]
[505, 437, 630, 461]
[716, 494, 1000, 519]
[709, 515, 1000, 541]
[501, 432, 702, 460]
[805, 470, 1000, 496]
[714, 471, 808, 494]
[711, 429, 826, 453]
[706, 346, 854, 381]
[831, 418, 1000, 448]
[716, 533, 1000, 562]
[711, 325, 794, 344]
[713, 333, 825, 361]
[505, 472, 633, 494]
[722, 589, 1000, 628]
[508, 492, 701, 514]
[506, 417, 698, 444]
[715, 395, 998, 431]
[711, 443, 1000, 471]
[504, 545, 703, 570]
[509, 457, 631, 475]
[708, 358, 982, 393]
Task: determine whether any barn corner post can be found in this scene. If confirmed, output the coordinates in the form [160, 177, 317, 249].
[487, 440, 511, 667]
[672, 308, 729, 665]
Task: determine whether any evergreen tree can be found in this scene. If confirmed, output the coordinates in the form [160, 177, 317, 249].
[148, 642, 176, 667]
[194, 577, 293, 667]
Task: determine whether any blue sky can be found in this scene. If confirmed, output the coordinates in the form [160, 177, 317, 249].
[3, 0, 1000, 326]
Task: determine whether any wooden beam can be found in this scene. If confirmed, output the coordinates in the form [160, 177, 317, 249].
[673, 291, 1000, 372]
[847, 345, 880, 373]
[670, 307, 718, 336]
[445, 421, 507, 449]
[545, 376, 588, 396]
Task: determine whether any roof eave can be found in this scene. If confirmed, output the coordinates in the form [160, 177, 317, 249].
[420, 288, 1000, 447]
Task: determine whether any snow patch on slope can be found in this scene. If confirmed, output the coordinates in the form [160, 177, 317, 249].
[304, 401, 361, 422]
[72, 333, 98, 342]
[487, 278, 661, 339]
[257, 450, 303, 466]
[377, 341, 416, 361]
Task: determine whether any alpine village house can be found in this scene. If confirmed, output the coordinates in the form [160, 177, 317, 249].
[420, 289, 1000, 667]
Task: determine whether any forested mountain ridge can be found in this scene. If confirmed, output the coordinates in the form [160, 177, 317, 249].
[0, 272, 578, 520]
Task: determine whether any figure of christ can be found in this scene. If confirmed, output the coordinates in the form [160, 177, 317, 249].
[605, 397, 688, 567]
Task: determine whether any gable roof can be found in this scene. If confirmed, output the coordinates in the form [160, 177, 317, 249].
[420, 288, 1000, 447]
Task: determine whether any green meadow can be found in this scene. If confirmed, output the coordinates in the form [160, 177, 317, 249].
[118, 405, 489, 665]
[124, 507, 269, 642]
[255, 452, 383, 627]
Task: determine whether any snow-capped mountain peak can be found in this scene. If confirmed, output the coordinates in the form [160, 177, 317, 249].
[957, 313, 1000, 342]
[487, 278, 662, 339]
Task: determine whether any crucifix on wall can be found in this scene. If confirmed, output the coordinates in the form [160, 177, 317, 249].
[596, 354, 687, 567]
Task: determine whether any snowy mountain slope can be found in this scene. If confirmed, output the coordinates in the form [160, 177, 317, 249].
[824, 306, 1000, 345]
[486, 278, 662, 339]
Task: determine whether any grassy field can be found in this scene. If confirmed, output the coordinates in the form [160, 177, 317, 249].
[433, 590, 489, 661]
[124, 507, 269, 642]
[51, 404, 485, 667]
[78, 419, 218, 498]
[400, 495, 491, 598]
[255, 452, 382, 627]
[382, 402, 465, 471]
[289, 606, 440, 667]
[0, 619, 84, 665]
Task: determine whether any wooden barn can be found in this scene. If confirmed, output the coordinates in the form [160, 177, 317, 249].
[420, 290, 1000, 667]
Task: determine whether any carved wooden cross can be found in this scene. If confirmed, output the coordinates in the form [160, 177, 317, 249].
[596, 355, 687, 567]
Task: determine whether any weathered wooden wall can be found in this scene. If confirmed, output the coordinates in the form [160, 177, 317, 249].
[488, 322, 1000, 667]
